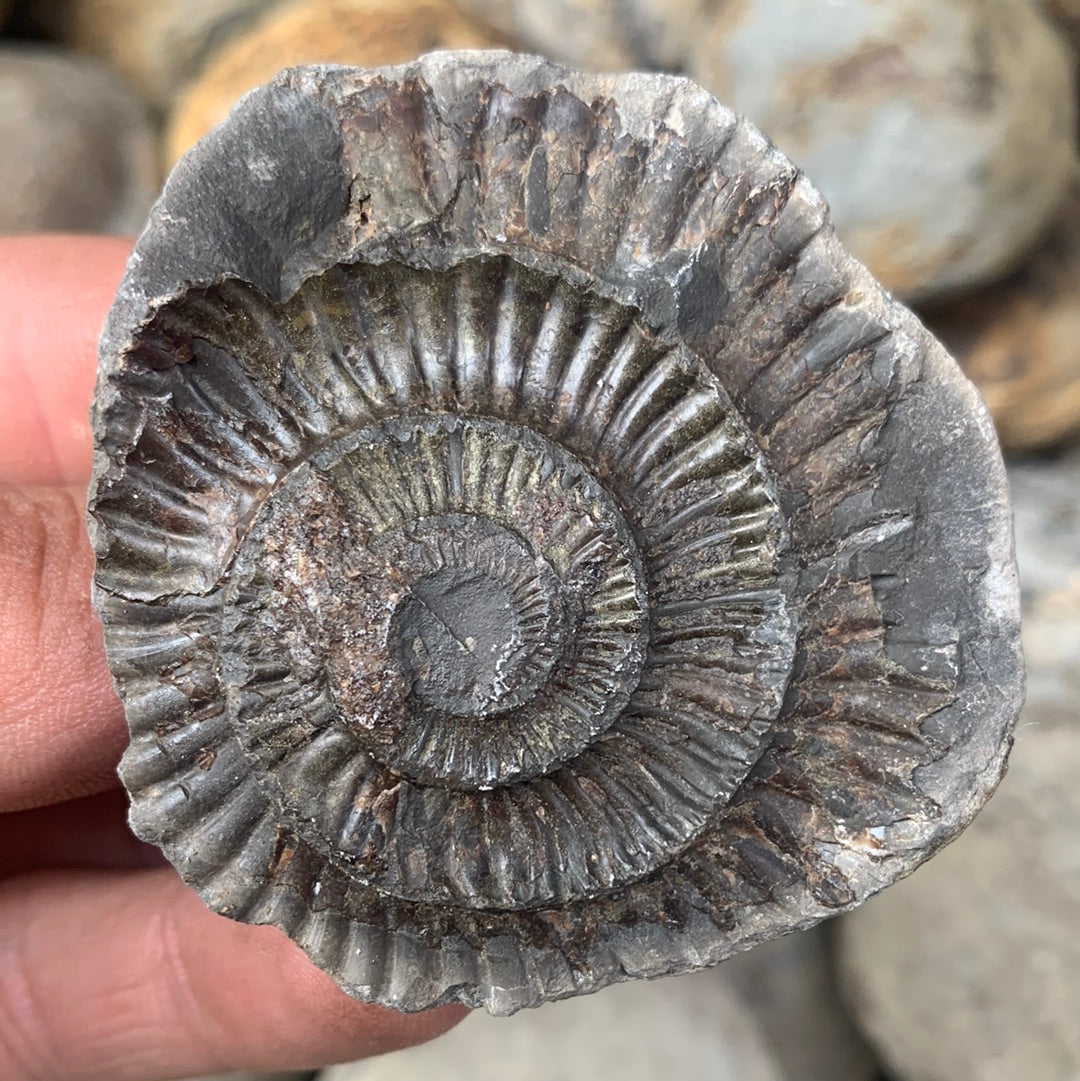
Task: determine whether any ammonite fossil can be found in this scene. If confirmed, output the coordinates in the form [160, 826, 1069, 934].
[88, 52, 1023, 1015]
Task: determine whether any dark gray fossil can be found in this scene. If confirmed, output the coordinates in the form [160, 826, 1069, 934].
[88, 52, 1023, 1015]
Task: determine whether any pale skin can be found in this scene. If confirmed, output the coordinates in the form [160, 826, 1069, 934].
[0, 236, 466, 1081]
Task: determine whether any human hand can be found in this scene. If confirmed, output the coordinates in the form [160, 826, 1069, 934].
[0, 236, 467, 1081]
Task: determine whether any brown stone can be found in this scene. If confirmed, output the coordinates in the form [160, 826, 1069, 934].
[924, 184, 1080, 451]
[163, 0, 504, 165]
[0, 44, 158, 234]
[22, 0, 281, 108]
[1041, 0, 1080, 51]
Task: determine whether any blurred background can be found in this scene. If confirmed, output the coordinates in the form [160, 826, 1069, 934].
[1, 0, 1077, 1079]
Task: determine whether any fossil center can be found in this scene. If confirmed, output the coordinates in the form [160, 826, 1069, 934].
[389, 517, 562, 718]
[190, 256, 797, 911]
[225, 413, 652, 792]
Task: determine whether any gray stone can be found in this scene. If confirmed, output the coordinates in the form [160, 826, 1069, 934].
[1010, 449, 1080, 721]
[321, 930, 877, 1081]
[722, 929, 876, 1081]
[453, 0, 709, 70]
[837, 450, 1080, 1081]
[686, 0, 1077, 302]
[319, 970, 783, 1081]
[0, 44, 157, 234]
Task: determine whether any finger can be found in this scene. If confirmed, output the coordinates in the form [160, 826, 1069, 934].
[0, 790, 164, 877]
[0, 235, 131, 487]
[0, 868, 468, 1081]
[0, 485, 125, 813]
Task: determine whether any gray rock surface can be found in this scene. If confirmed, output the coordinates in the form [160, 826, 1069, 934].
[453, 0, 709, 70]
[1010, 450, 1080, 720]
[0, 44, 157, 234]
[837, 449, 1080, 1081]
[91, 52, 1021, 1015]
[319, 928, 877, 1080]
[722, 929, 876, 1081]
[319, 970, 784, 1081]
[685, 0, 1077, 301]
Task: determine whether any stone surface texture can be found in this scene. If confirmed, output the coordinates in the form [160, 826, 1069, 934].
[453, 0, 709, 70]
[164, 0, 505, 164]
[685, 0, 1076, 301]
[0, 44, 157, 234]
[320, 928, 876, 1081]
[721, 927, 876, 1081]
[838, 449, 1080, 1081]
[925, 181, 1080, 451]
[89, 53, 1021, 1015]
[25, 0, 283, 107]
[1009, 451, 1080, 725]
[320, 969, 785, 1081]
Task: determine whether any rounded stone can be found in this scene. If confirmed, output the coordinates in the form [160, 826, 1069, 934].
[23, 0, 280, 107]
[685, 0, 1077, 301]
[321, 970, 786, 1081]
[838, 727, 1080, 1081]
[722, 929, 877, 1081]
[1008, 450, 1080, 728]
[0, 45, 158, 235]
[164, 0, 504, 165]
[924, 182, 1080, 451]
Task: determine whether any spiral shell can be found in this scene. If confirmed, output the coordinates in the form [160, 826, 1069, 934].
[89, 53, 1023, 1014]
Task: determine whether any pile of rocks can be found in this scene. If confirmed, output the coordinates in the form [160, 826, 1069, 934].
[4, 0, 1080, 449]
[2, 1, 1078, 1078]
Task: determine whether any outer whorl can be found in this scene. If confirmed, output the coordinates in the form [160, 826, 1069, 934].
[88, 52, 1023, 1015]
